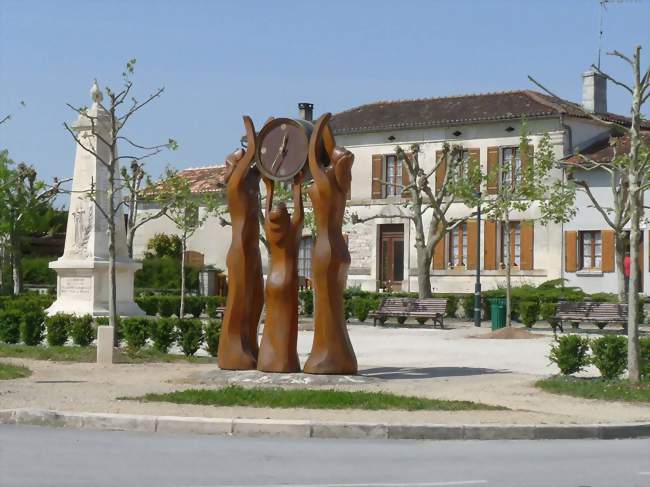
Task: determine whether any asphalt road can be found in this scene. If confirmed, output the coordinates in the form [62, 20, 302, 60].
[0, 425, 649, 487]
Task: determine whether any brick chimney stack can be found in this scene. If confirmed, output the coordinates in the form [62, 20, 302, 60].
[582, 70, 607, 114]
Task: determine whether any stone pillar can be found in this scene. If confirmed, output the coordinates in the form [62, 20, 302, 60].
[47, 81, 144, 322]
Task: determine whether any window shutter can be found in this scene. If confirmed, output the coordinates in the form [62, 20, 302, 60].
[486, 147, 499, 194]
[468, 148, 480, 191]
[520, 220, 534, 270]
[466, 219, 477, 270]
[401, 158, 411, 199]
[565, 230, 578, 273]
[484, 220, 497, 270]
[435, 150, 446, 192]
[601, 229, 615, 272]
[432, 226, 446, 270]
[372, 154, 383, 199]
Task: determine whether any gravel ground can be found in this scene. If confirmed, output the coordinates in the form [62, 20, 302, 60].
[1, 323, 648, 425]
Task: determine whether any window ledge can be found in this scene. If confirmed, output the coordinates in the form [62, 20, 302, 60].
[575, 270, 604, 277]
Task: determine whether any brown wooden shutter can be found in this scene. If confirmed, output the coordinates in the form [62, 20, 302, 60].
[565, 230, 578, 273]
[372, 154, 383, 199]
[486, 147, 499, 194]
[466, 219, 478, 270]
[401, 158, 411, 199]
[484, 220, 497, 270]
[601, 229, 615, 273]
[468, 148, 480, 191]
[520, 221, 534, 270]
[435, 150, 446, 192]
[432, 225, 446, 270]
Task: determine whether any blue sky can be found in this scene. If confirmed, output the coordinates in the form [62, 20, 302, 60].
[1, 0, 649, 189]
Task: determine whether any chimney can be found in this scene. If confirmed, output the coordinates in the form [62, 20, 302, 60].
[298, 102, 313, 121]
[582, 70, 607, 113]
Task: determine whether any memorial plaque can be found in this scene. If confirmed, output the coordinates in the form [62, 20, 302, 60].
[60, 276, 92, 298]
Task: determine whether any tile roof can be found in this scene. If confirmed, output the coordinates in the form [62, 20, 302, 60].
[563, 132, 650, 165]
[329, 90, 650, 134]
[177, 165, 228, 193]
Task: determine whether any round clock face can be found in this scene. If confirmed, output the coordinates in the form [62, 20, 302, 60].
[256, 118, 310, 181]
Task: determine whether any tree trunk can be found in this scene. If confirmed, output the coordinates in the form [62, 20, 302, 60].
[504, 215, 512, 327]
[615, 234, 626, 303]
[627, 185, 641, 383]
[126, 228, 135, 259]
[416, 244, 433, 298]
[180, 232, 187, 319]
[11, 231, 22, 295]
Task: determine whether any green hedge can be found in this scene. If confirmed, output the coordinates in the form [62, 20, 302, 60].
[135, 256, 199, 292]
[22, 257, 57, 286]
[136, 295, 225, 317]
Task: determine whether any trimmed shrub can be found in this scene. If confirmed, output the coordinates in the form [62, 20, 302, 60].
[640, 337, 650, 380]
[205, 296, 225, 318]
[397, 316, 407, 325]
[184, 296, 205, 318]
[549, 335, 590, 375]
[69, 315, 95, 346]
[519, 301, 540, 328]
[95, 317, 109, 326]
[176, 319, 204, 356]
[150, 317, 176, 353]
[299, 289, 313, 316]
[351, 297, 372, 322]
[159, 296, 181, 318]
[445, 295, 458, 318]
[136, 296, 159, 316]
[461, 294, 475, 320]
[0, 309, 23, 344]
[590, 335, 628, 380]
[204, 319, 222, 357]
[20, 311, 45, 346]
[46, 313, 71, 346]
[22, 257, 57, 286]
[121, 317, 150, 353]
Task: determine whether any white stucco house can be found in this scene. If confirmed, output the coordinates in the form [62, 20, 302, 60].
[133, 70, 650, 296]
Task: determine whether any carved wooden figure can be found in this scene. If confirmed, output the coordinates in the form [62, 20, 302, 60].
[303, 114, 358, 375]
[217, 116, 264, 370]
[257, 172, 304, 373]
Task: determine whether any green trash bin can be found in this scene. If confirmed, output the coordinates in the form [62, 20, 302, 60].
[489, 298, 507, 331]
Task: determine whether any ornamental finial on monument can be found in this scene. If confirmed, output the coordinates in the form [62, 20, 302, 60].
[91, 79, 103, 105]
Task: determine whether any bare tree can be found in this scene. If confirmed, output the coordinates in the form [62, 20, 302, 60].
[63, 59, 176, 334]
[531, 45, 650, 382]
[352, 143, 481, 298]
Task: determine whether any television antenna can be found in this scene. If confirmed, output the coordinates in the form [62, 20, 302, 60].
[598, 0, 608, 69]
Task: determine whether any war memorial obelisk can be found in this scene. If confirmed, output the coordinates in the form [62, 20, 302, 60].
[47, 82, 144, 319]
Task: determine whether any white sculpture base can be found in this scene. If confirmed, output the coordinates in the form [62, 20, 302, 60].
[47, 258, 145, 317]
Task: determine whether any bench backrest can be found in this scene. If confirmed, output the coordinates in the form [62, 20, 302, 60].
[410, 298, 448, 314]
[556, 301, 628, 319]
[377, 298, 414, 312]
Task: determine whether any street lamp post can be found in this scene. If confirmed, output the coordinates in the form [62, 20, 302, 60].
[474, 191, 482, 327]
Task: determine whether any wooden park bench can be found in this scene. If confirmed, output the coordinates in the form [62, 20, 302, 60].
[214, 307, 225, 319]
[369, 297, 447, 329]
[552, 301, 628, 333]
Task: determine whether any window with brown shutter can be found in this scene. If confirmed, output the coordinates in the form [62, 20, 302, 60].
[486, 147, 499, 194]
[578, 231, 602, 270]
[565, 230, 578, 272]
[466, 219, 478, 270]
[468, 148, 480, 191]
[435, 150, 446, 192]
[432, 225, 446, 270]
[601, 229, 615, 273]
[371, 154, 383, 199]
[484, 220, 497, 270]
[520, 220, 534, 270]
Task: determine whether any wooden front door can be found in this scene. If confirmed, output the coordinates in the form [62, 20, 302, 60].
[379, 224, 404, 291]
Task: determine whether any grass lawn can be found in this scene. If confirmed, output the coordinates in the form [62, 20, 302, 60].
[0, 344, 214, 364]
[124, 385, 507, 411]
[0, 361, 31, 380]
[537, 376, 650, 403]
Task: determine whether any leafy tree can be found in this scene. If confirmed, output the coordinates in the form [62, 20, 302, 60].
[144, 233, 182, 259]
[530, 45, 650, 382]
[63, 59, 177, 334]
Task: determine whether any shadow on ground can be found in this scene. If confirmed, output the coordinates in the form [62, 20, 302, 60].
[359, 366, 509, 380]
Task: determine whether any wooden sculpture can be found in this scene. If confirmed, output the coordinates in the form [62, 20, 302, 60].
[217, 116, 264, 370]
[256, 172, 304, 373]
[303, 113, 358, 375]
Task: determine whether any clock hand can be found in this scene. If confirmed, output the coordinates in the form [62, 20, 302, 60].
[270, 134, 289, 174]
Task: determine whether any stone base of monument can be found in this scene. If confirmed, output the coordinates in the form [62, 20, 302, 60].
[47, 259, 145, 317]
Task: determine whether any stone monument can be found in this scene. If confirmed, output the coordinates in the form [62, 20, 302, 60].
[47, 81, 144, 318]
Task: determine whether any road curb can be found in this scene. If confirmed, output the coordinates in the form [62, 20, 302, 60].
[1, 408, 649, 441]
